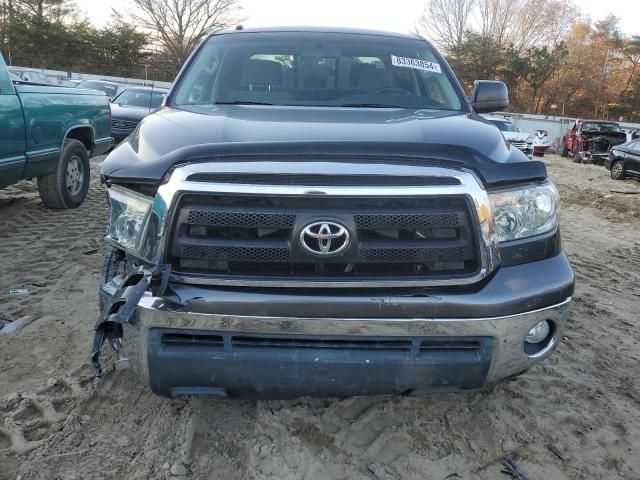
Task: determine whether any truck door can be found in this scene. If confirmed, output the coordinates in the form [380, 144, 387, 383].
[0, 55, 26, 189]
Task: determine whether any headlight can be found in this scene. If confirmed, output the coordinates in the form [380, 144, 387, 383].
[489, 183, 559, 242]
[107, 185, 153, 252]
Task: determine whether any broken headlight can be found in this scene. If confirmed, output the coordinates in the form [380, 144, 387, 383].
[489, 183, 559, 242]
[107, 185, 153, 252]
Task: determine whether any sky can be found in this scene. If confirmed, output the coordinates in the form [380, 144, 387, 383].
[75, 0, 640, 36]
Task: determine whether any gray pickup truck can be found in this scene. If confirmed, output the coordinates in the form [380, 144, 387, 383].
[94, 27, 574, 399]
[0, 55, 111, 208]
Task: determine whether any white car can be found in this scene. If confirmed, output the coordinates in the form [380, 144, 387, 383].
[483, 116, 533, 158]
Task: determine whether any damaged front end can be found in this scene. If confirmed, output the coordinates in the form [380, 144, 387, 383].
[91, 182, 170, 377]
[577, 132, 627, 163]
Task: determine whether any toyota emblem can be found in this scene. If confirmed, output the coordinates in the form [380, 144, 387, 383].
[300, 221, 350, 255]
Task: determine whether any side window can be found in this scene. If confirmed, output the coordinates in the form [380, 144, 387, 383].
[175, 51, 222, 104]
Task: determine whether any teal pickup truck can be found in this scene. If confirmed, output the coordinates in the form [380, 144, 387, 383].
[0, 55, 111, 208]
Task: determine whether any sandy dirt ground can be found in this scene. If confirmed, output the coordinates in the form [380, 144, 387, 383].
[1, 154, 639, 480]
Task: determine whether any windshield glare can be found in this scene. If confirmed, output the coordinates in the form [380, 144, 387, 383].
[114, 89, 166, 108]
[171, 32, 465, 111]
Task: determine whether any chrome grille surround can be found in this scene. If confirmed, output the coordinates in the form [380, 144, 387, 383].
[123, 161, 501, 288]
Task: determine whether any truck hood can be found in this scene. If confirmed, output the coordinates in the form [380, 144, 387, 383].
[102, 105, 547, 187]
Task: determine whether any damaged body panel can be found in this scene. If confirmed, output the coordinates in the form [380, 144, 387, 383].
[94, 27, 574, 399]
[561, 119, 627, 164]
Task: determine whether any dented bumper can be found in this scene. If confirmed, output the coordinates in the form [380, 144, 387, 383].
[96, 253, 574, 399]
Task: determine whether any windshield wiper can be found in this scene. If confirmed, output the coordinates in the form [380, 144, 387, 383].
[215, 100, 273, 106]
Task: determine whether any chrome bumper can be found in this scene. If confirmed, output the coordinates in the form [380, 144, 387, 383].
[121, 295, 571, 393]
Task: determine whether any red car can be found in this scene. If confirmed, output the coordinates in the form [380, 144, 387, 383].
[561, 119, 626, 164]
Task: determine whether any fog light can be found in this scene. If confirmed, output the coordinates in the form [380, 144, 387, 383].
[525, 320, 551, 344]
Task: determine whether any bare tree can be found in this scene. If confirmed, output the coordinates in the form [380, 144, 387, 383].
[129, 0, 242, 71]
[476, 0, 520, 47]
[508, 0, 578, 50]
[417, 0, 475, 53]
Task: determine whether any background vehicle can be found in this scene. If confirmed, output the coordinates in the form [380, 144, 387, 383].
[0, 54, 112, 208]
[8, 67, 53, 85]
[110, 87, 169, 143]
[483, 116, 533, 158]
[606, 140, 640, 180]
[75, 80, 125, 101]
[95, 27, 573, 399]
[561, 119, 627, 164]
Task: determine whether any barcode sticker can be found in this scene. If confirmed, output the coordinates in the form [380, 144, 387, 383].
[391, 55, 442, 74]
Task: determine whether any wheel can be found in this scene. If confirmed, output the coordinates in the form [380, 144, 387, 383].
[37, 139, 90, 209]
[560, 142, 568, 157]
[611, 160, 626, 180]
[573, 151, 582, 163]
[99, 247, 129, 312]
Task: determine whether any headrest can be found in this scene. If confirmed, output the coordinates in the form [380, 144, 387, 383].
[357, 66, 392, 91]
[303, 72, 328, 89]
[242, 59, 283, 87]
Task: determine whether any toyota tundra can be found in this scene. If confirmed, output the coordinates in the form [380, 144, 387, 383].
[93, 27, 574, 399]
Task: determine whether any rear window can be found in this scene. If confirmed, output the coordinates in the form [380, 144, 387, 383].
[171, 32, 465, 111]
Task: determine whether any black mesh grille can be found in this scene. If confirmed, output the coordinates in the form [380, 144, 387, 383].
[168, 192, 480, 283]
[181, 245, 290, 262]
[186, 210, 296, 228]
[360, 247, 465, 263]
[355, 213, 461, 229]
[112, 119, 139, 129]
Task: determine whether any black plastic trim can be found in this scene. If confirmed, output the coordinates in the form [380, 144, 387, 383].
[499, 228, 561, 267]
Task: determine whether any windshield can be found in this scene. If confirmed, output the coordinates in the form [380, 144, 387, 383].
[113, 89, 166, 108]
[489, 120, 519, 132]
[582, 122, 621, 133]
[77, 81, 118, 98]
[171, 32, 465, 111]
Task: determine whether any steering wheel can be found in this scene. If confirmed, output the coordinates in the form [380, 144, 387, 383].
[374, 87, 412, 95]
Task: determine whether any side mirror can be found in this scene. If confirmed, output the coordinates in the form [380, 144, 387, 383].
[470, 80, 509, 113]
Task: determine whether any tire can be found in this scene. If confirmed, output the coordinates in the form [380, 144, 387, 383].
[99, 247, 129, 312]
[37, 139, 90, 209]
[560, 142, 568, 157]
[611, 160, 626, 180]
[573, 151, 582, 163]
